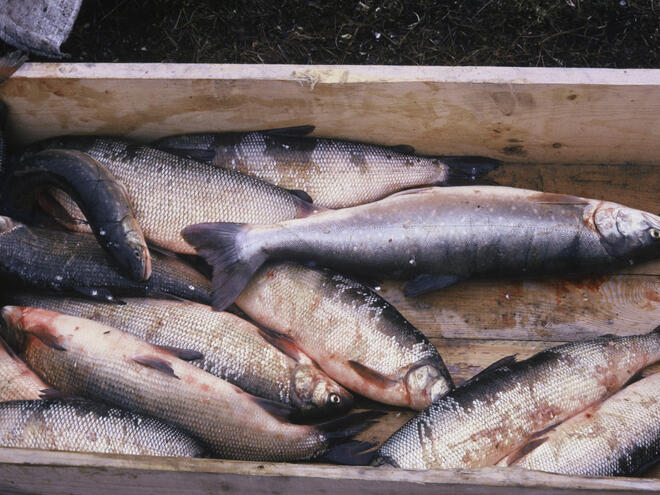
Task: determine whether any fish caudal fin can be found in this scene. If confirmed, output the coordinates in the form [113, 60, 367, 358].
[439, 156, 500, 186]
[181, 222, 267, 311]
[317, 410, 385, 464]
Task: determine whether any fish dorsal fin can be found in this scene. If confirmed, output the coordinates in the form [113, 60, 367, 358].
[347, 360, 398, 388]
[132, 354, 179, 379]
[155, 345, 203, 361]
[262, 125, 315, 137]
[257, 326, 304, 362]
[504, 436, 549, 466]
[388, 144, 415, 154]
[460, 355, 518, 388]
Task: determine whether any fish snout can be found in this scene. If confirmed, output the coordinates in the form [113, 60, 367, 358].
[405, 362, 453, 410]
[117, 216, 152, 281]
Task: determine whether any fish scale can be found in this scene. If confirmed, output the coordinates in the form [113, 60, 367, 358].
[8, 294, 352, 416]
[0, 399, 205, 457]
[509, 372, 660, 476]
[373, 331, 660, 470]
[0, 337, 48, 401]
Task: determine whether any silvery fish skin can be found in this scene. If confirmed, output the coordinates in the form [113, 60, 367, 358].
[0, 216, 210, 304]
[235, 262, 453, 410]
[372, 330, 660, 470]
[182, 186, 660, 311]
[8, 294, 352, 417]
[23, 136, 317, 254]
[153, 126, 499, 209]
[0, 399, 205, 457]
[0, 307, 378, 461]
[507, 372, 660, 476]
[0, 337, 47, 401]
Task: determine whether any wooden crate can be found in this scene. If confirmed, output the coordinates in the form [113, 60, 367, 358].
[0, 63, 658, 494]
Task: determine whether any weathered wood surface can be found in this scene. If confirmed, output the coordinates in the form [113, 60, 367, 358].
[2, 64, 660, 165]
[0, 448, 657, 495]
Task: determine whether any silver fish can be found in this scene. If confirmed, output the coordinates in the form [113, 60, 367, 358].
[506, 371, 660, 476]
[0, 336, 47, 401]
[0, 399, 205, 457]
[372, 330, 660, 470]
[153, 126, 499, 209]
[8, 293, 353, 417]
[1, 306, 379, 462]
[182, 186, 660, 310]
[235, 262, 453, 410]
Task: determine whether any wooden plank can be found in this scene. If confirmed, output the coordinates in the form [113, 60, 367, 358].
[377, 270, 660, 342]
[1, 64, 660, 165]
[0, 448, 657, 495]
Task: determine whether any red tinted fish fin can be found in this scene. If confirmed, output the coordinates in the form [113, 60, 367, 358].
[39, 389, 76, 400]
[31, 332, 67, 351]
[286, 189, 314, 204]
[347, 360, 398, 388]
[257, 326, 304, 362]
[403, 274, 461, 298]
[504, 436, 549, 466]
[531, 192, 589, 205]
[155, 345, 204, 361]
[262, 125, 315, 137]
[388, 144, 415, 154]
[249, 395, 295, 421]
[132, 355, 179, 379]
[459, 355, 518, 388]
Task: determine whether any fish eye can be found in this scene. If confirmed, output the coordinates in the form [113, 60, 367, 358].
[651, 228, 660, 240]
[328, 393, 341, 406]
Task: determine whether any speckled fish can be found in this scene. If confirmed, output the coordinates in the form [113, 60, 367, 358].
[0, 216, 210, 303]
[153, 126, 499, 209]
[0, 399, 205, 457]
[3, 149, 150, 281]
[235, 262, 453, 410]
[9, 293, 352, 417]
[1, 306, 379, 462]
[505, 371, 660, 476]
[22, 136, 318, 254]
[0, 336, 47, 401]
[372, 329, 660, 470]
[182, 186, 660, 311]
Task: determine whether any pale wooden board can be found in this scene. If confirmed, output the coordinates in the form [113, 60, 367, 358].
[1, 64, 660, 165]
[0, 448, 657, 495]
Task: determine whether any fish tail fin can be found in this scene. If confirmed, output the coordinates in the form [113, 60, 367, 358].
[181, 222, 267, 311]
[316, 410, 385, 465]
[652, 325, 660, 334]
[0, 51, 28, 83]
[437, 156, 500, 186]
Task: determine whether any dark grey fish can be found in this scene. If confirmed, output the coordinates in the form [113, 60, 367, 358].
[0, 399, 205, 457]
[3, 149, 150, 281]
[153, 125, 499, 209]
[372, 329, 660, 470]
[0, 216, 210, 303]
[506, 372, 660, 476]
[182, 186, 660, 310]
[21, 136, 318, 254]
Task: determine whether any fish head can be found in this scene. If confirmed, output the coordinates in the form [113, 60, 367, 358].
[0, 306, 29, 353]
[118, 215, 152, 281]
[593, 202, 660, 259]
[0, 216, 18, 234]
[404, 359, 453, 410]
[291, 363, 353, 416]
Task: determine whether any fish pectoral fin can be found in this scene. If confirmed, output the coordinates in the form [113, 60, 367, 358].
[257, 326, 304, 362]
[132, 355, 179, 379]
[39, 389, 76, 400]
[155, 345, 204, 361]
[286, 189, 314, 204]
[347, 360, 399, 388]
[261, 125, 315, 137]
[460, 355, 518, 388]
[503, 436, 549, 466]
[154, 146, 217, 163]
[248, 395, 295, 421]
[388, 144, 416, 154]
[403, 274, 462, 298]
[30, 332, 67, 351]
[72, 287, 125, 304]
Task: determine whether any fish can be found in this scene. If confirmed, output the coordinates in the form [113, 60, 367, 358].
[0, 216, 210, 304]
[0, 336, 48, 401]
[152, 125, 500, 209]
[371, 329, 660, 470]
[21, 136, 319, 254]
[0, 51, 28, 84]
[1, 306, 381, 462]
[2, 149, 150, 281]
[0, 398, 206, 457]
[235, 262, 454, 410]
[0, 52, 28, 176]
[505, 371, 660, 476]
[8, 293, 353, 417]
[182, 186, 660, 310]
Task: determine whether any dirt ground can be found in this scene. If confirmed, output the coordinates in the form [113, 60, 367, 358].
[1, 0, 659, 67]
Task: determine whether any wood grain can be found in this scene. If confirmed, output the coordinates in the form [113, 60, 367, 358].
[2, 64, 660, 165]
